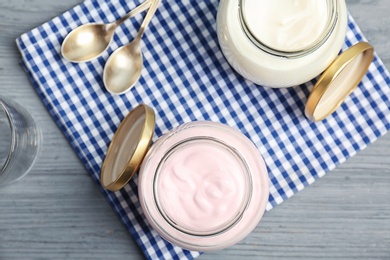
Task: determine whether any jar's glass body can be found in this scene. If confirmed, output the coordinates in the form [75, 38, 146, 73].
[217, 0, 348, 88]
[138, 121, 269, 251]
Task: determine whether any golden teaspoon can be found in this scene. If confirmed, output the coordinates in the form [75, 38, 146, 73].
[61, 0, 152, 63]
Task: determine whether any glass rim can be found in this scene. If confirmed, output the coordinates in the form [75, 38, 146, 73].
[239, 0, 338, 58]
[0, 99, 16, 176]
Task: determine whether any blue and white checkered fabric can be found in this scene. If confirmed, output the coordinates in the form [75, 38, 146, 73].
[16, 0, 390, 259]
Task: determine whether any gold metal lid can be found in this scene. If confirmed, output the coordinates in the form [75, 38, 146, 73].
[305, 42, 374, 122]
[100, 104, 155, 191]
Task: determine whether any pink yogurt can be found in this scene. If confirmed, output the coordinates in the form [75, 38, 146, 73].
[138, 121, 269, 251]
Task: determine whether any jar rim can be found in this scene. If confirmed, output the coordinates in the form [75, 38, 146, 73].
[239, 0, 338, 58]
[152, 136, 253, 236]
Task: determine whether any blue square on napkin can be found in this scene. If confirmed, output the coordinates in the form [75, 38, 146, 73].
[16, 0, 390, 259]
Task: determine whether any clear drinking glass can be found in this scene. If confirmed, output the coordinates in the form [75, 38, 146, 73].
[0, 96, 41, 186]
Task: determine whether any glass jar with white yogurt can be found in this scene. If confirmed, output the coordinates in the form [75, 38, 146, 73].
[217, 0, 348, 88]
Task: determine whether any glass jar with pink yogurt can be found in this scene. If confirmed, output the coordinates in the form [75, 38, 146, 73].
[139, 121, 269, 251]
[100, 105, 269, 252]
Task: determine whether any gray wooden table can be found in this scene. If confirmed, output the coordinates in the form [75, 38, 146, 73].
[0, 0, 389, 259]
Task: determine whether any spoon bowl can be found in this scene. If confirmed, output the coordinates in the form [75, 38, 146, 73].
[104, 43, 143, 95]
[61, 0, 151, 63]
[61, 23, 116, 62]
[103, 0, 161, 94]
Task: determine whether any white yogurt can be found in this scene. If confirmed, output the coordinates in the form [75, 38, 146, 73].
[243, 0, 329, 51]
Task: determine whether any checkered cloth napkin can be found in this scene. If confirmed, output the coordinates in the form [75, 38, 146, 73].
[16, 0, 390, 259]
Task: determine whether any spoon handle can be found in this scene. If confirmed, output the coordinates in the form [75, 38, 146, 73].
[115, 0, 153, 27]
[135, 0, 161, 40]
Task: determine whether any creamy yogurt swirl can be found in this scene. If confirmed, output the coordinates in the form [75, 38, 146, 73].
[157, 140, 246, 233]
[243, 0, 329, 51]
